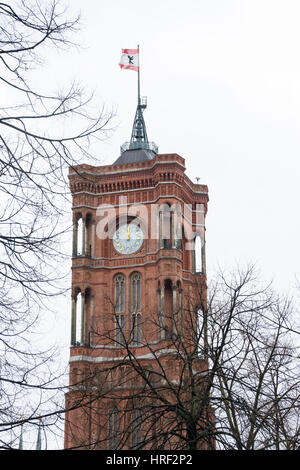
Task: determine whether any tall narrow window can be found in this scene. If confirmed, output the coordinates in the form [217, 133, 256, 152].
[194, 236, 202, 273]
[131, 274, 141, 345]
[77, 217, 83, 256]
[115, 275, 125, 312]
[75, 291, 82, 345]
[158, 286, 165, 340]
[164, 280, 173, 339]
[115, 314, 125, 346]
[159, 203, 174, 249]
[173, 204, 182, 250]
[132, 273, 141, 311]
[162, 204, 172, 249]
[132, 313, 141, 345]
[108, 407, 118, 450]
[131, 408, 142, 449]
[86, 213, 92, 257]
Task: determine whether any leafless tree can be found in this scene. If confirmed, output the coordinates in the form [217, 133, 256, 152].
[206, 266, 300, 449]
[64, 265, 300, 450]
[0, 0, 114, 448]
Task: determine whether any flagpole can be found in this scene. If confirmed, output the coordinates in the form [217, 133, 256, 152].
[137, 44, 140, 106]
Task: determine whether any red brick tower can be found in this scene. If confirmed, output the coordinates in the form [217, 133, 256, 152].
[64, 92, 209, 450]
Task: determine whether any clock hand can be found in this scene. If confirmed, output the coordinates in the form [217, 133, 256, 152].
[127, 225, 130, 241]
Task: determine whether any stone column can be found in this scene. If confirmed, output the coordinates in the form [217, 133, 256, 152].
[82, 215, 86, 256]
[171, 212, 176, 249]
[85, 217, 91, 257]
[172, 285, 178, 334]
[71, 297, 77, 345]
[91, 221, 95, 258]
[192, 239, 196, 273]
[172, 210, 179, 249]
[72, 219, 78, 257]
[160, 284, 165, 339]
[89, 295, 94, 346]
[178, 288, 183, 335]
[201, 238, 206, 275]
[159, 211, 163, 249]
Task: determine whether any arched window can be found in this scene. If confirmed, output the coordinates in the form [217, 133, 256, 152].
[131, 273, 141, 311]
[75, 291, 82, 345]
[77, 217, 83, 256]
[173, 204, 182, 250]
[73, 213, 93, 257]
[132, 313, 142, 345]
[115, 275, 125, 312]
[193, 235, 202, 273]
[71, 289, 90, 346]
[174, 281, 182, 336]
[115, 314, 125, 347]
[159, 203, 172, 249]
[130, 273, 141, 345]
[158, 203, 182, 250]
[163, 279, 173, 339]
[108, 407, 118, 450]
[85, 213, 93, 257]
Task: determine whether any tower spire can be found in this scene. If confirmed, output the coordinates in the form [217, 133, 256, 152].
[129, 45, 149, 150]
[117, 45, 158, 163]
[129, 98, 149, 149]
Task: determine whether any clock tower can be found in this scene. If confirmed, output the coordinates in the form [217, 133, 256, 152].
[64, 91, 210, 450]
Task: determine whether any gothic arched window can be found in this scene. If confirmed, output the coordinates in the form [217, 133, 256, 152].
[108, 406, 118, 450]
[77, 216, 83, 256]
[115, 314, 125, 347]
[75, 290, 82, 345]
[158, 203, 181, 250]
[173, 204, 182, 250]
[115, 274, 125, 313]
[193, 235, 202, 273]
[131, 273, 141, 311]
[159, 203, 172, 249]
[132, 313, 142, 345]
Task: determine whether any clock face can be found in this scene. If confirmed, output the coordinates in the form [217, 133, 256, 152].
[113, 223, 144, 255]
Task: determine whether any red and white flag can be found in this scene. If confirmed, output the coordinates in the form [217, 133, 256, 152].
[119, 48, 139, 72]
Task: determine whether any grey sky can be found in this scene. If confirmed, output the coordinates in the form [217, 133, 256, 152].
[41, 0, 298, 293]
[22, 0, 300, 448]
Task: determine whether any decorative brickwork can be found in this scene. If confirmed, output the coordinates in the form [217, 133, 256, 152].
[64, 153, 211, 450]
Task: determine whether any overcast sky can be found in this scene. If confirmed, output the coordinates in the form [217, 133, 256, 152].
[43, 0, 298, 293]
[45, 0, 300, 334]
[28, 0, 300, 448]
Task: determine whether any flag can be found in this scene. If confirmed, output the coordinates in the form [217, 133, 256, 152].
[119, 48, 139, 72]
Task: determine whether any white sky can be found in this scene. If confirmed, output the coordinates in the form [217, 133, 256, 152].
[48, 0, 299, 292]
[27, 0, 300, 448]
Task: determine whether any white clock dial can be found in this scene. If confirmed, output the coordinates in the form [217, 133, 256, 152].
[113, 223, 143, 255]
